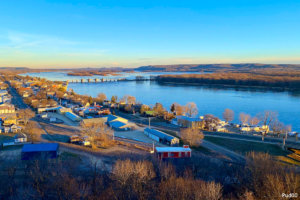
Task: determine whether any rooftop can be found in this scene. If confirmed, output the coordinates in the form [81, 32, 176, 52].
[110, 120, 127, 128]
[176, 115, 202, 122]
[144, 128, 178, 141]
[156, 147, 191, 152]
[22, 143, 59, 152]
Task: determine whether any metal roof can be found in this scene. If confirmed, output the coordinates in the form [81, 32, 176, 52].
[107, 114, 118, 122]
[107, 114, 127, 122]
[156, 147, 191, 152]
[110, 121, 127, 128]
[176, 116, 201, 122]
[65, 112, 81, 120]
[22, 143, 59, 152]
[144, 128, 178, 142]
[14, 133, 27, 139]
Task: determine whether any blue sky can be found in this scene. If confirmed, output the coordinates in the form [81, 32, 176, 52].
[0, 0, 299, 68]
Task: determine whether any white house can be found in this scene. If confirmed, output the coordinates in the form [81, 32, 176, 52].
[14, 133, 27, 143]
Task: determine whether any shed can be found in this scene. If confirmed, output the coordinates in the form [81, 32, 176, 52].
[107, 114, 128, 124]
[155, 145, 191, 159]
[65, 112, 81, 122]
[21, 143, 59, 160]
[109, 121, 130, 131]
[144, 128, 179, 146]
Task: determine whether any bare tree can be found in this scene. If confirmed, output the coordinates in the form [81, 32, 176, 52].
[124, 104, 132, 113]
[223, 108, 234, 123]
[284, 125, 292, 140]
[111, 159, 156, 199]
[121, 95, 136, 105]
[153, 103, 165, 117]
[140, 104, 150, 114]
[185, 102, 198, 117]
[80, 121, 113, 149]
[127, 96, 136, 105]
[18, 108, 35, 125]
[270, 120, 285, 137]
[239, 113, 250, 125]
[170, 103, 176, 113]
[55, 90, 65, 99]
[111, 95, 118, 103]
[159, 177, 222, 200]
[202, 114, 220, 131]
[24, 121, 40, 143]
[180, 127, 204, 147]
[172, 103, 185, 116]
[246, 152, 299, 199]
[112, 159, 155, 186]
[249, 117, 260, 126]
[97, 93, 107, 103]
[258, 111, 278, 139]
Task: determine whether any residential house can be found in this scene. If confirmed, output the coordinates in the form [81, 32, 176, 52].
[172, 115, 202, 128]
[240, 126, 251, 132]
[0, 104, 15, 114]
[0, 90, 8, 96]
[10, 124, 22, 133]
[4, 126, 10, 133]
[3, 116, 17, 126]
[14, 133, 27, 143]
[215, 126, 227, 132]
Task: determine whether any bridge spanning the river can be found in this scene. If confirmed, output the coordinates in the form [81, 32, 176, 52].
[68, 76, 156, 83]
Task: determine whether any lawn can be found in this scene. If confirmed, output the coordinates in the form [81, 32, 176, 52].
[204, 136, 288, 156]
[59, 151, 81, 162]
[205, 136, 300, 166]
[0, 134, 14, 143]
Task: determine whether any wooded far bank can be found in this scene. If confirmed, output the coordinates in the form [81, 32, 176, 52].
[156, 72, 300, 90]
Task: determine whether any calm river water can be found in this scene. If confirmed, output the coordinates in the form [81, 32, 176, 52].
[23, 72, 300, 132]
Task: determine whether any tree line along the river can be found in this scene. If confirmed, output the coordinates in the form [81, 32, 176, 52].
[156, 72, 300, 89]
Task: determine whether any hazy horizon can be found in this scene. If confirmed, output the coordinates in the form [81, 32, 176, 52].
[1, 0, 300, 68]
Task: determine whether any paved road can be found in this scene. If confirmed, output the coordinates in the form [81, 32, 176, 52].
[6, 81, 29, 109]
[202, 140, 245, 163]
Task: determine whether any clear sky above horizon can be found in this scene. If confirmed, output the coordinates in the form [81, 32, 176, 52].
[0, 0, 299, 68]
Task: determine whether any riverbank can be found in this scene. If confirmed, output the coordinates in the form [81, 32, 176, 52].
[156, 80, 300, 92]
[156, 72, 300, 90]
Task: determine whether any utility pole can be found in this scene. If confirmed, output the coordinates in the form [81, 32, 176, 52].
[152, 142, 155, 152]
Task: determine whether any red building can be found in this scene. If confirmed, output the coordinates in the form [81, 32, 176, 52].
[155, 145, 192, 159]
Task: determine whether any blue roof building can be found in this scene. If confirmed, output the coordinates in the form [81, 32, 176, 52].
[144, 128, 179, 146]
[65, 112, 81, 122]
[172, 116, 202, 128]
[109, 121, 130, 131]
[21, 143, 59, 160]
